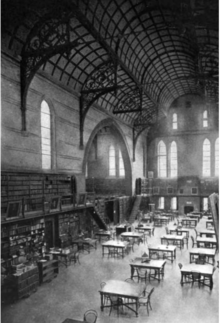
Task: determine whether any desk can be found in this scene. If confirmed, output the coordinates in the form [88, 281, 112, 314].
[154, 217, 169, 227]
[189, 248, 216, 265]
[49, 251, 71, 268]
[130, 259, 166, 281]
[135, 225, 154, 236]
[180, 218, 197, 228]
[38, 259, 59, 284]
[102, 240, 128, 258]
[180, 264, 214, 289]
[95, 231, 111, 242]
[148, 245, 176, 262]
[161, 235, 184, 249]
[120, 232, 143, 243]
[196, 237, 217, 248]
[115, 224, 131, 235]
[72, 238, 97, 253]
[198, 229, 216, 238]
[99, 279, 145, 317]
[187, 213, 201, 222]
[169, 226, 190, 237]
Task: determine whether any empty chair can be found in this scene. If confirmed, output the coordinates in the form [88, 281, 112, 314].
[138, 287, 154, 316]
[83, 309, 98, 323]
[178, 263, 183, 270]
[137, 268, 148, 283]
[109, 295, 124, 317]
[69, 251, 80, 265]
[194, 228, 198, 238]
[100, 282, 110, 305]
[201, 267, 216, 289]
[165, 226, 170, 235]
[191, 270, 201, 288]
[150, 251, 159, 260]
[183, 236, 189, 249]
[126, 238, 134, 253]
[152, 227, 155, 236]
[195, 254, 206, 265]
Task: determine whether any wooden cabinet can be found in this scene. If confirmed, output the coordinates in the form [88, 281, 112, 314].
[37, 260, 59, 284]
[10, 265, 39, 300]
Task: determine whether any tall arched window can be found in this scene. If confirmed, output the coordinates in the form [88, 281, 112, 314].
[158, 197, 165, 209]
[41, 100, 51, 169]
[119, 150, 125, 177]
[172, 113, 177, 129]
[215, 138, 219, 176]
[158, 141, 167, 178]
[202, 139, 211, 177]
[203, 110, 208, 127]
[171, 197, 177, 210]
[109, 145, 116, 176]
[170, 141, 177, 177]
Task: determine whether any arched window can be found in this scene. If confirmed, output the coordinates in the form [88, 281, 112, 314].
[158, 197, 165, 209]
[41, 100, 51, 169]
[158, 141, 167, 178]
[215, 138, 219, 176]
[172, 113, 177, 129]
[119, 150, 125, 177]
[202, 139, 211, 177]
[203, 197, 209, 211]
[170, 141, 177, 177]
[171, 197, 177, 210]
[203, 110, 208, 127]
[109, 145, 116, 176]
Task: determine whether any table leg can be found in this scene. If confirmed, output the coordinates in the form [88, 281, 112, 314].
[180, 273, 183, 286]
[100, 293, 104, 310]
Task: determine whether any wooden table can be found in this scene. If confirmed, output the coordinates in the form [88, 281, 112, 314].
[196, 237, 217, 248]
[130, 259, 166, 281]
[154, 217, 169, 226]
[186, 213, 201, 222]
[180, 264, 214, 289]
[95, 231, 111, 242]
[49, 250, 72, 268]
[180, 218, 197, 228]
[120, 232, 143, 243]
[102, 240, 128, 258]
[161, 234, 184, 249]
[189, 248, 216, 265]
[135, 225, 154, 236]
[198, 229, 216, 238]
[148, 245, 176, 262]
[99, 279, 145, 317]
[169, 226, 190, 237]
[72, 238, 97, 253]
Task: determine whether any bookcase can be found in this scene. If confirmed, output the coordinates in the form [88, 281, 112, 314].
[37, 260, 59, 284]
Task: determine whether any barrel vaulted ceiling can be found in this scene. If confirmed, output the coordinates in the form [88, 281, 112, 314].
[2, 0, 219, 144]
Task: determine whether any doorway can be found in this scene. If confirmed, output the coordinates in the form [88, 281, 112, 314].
[184, 206, 194, 214]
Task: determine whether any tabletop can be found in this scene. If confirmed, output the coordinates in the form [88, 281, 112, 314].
[181, 264, 213, 275]
[197, 237, 217, 243]
[161, 235, 184, 240]
[198, 229, 215, 235]
[130, 259, 166, 268]
[100, 279, 144, 297]
[121, 232, 143, 237]
[169, 226, 190, 232]
[148, 244, 176, 251]
[189, 248, 216, 255]
[102, 240, 128, 247]
[135, 225, 153, 230]
[95, 231, 111, 235]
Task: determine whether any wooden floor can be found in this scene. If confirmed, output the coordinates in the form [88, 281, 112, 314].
[1, 216, 219, 323]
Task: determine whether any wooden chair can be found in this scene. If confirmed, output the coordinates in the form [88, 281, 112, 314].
[137, 268, 148, 283]
[83, 309, 98, 323]
[69, 251, 80, 265]
[191, 236, 197, 248]
[191, 270, 201, 288]
[138, 287, 154, 315]
[201, 267, 216, 289]
[109, 295, 124, 317]
[195, 254, 206, 265]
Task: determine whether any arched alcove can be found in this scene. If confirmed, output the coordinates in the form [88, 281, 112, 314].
[82, 118, 132, 196]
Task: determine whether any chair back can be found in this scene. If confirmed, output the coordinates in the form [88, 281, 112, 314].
[191, 270, 200, 280]
[83, 309, 98, 323]
[212, 267, 217, 275]
[178, 263, 183, 269]
[100, 282, 106, 289]
[191, 235, 195, 245]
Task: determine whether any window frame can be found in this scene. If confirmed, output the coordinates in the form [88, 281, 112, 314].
[203, 110, 208, 128]
[108, 145, 116, 177]
[215, 138, 219, 176]
[157, 140, 167, 178]
[158, 197, 165, 209]
[41, 100, 52, 170]
[170, 141, 177, 178]
[172, 113, 178, 130]
[202, 138, 211, 177]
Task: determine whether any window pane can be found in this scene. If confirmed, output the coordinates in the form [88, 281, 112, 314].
[119, 150, 125, 177]
[202, 139, 210, 176]
[171, 197, 177, 210]
[203, 110, 208, 128]
[215, 138, 219, 176]
[203, 198, 208, 211]
[109, 145, 116, 176]
[41, 101, 51, 169]
[172, 113, 177, 129]
[170, 141, 177, 177]
[158, 141, 167, 177]
[159, 197, 164, 209]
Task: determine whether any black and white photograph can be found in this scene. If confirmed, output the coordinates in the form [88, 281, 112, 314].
[1, 1, 219, 323]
